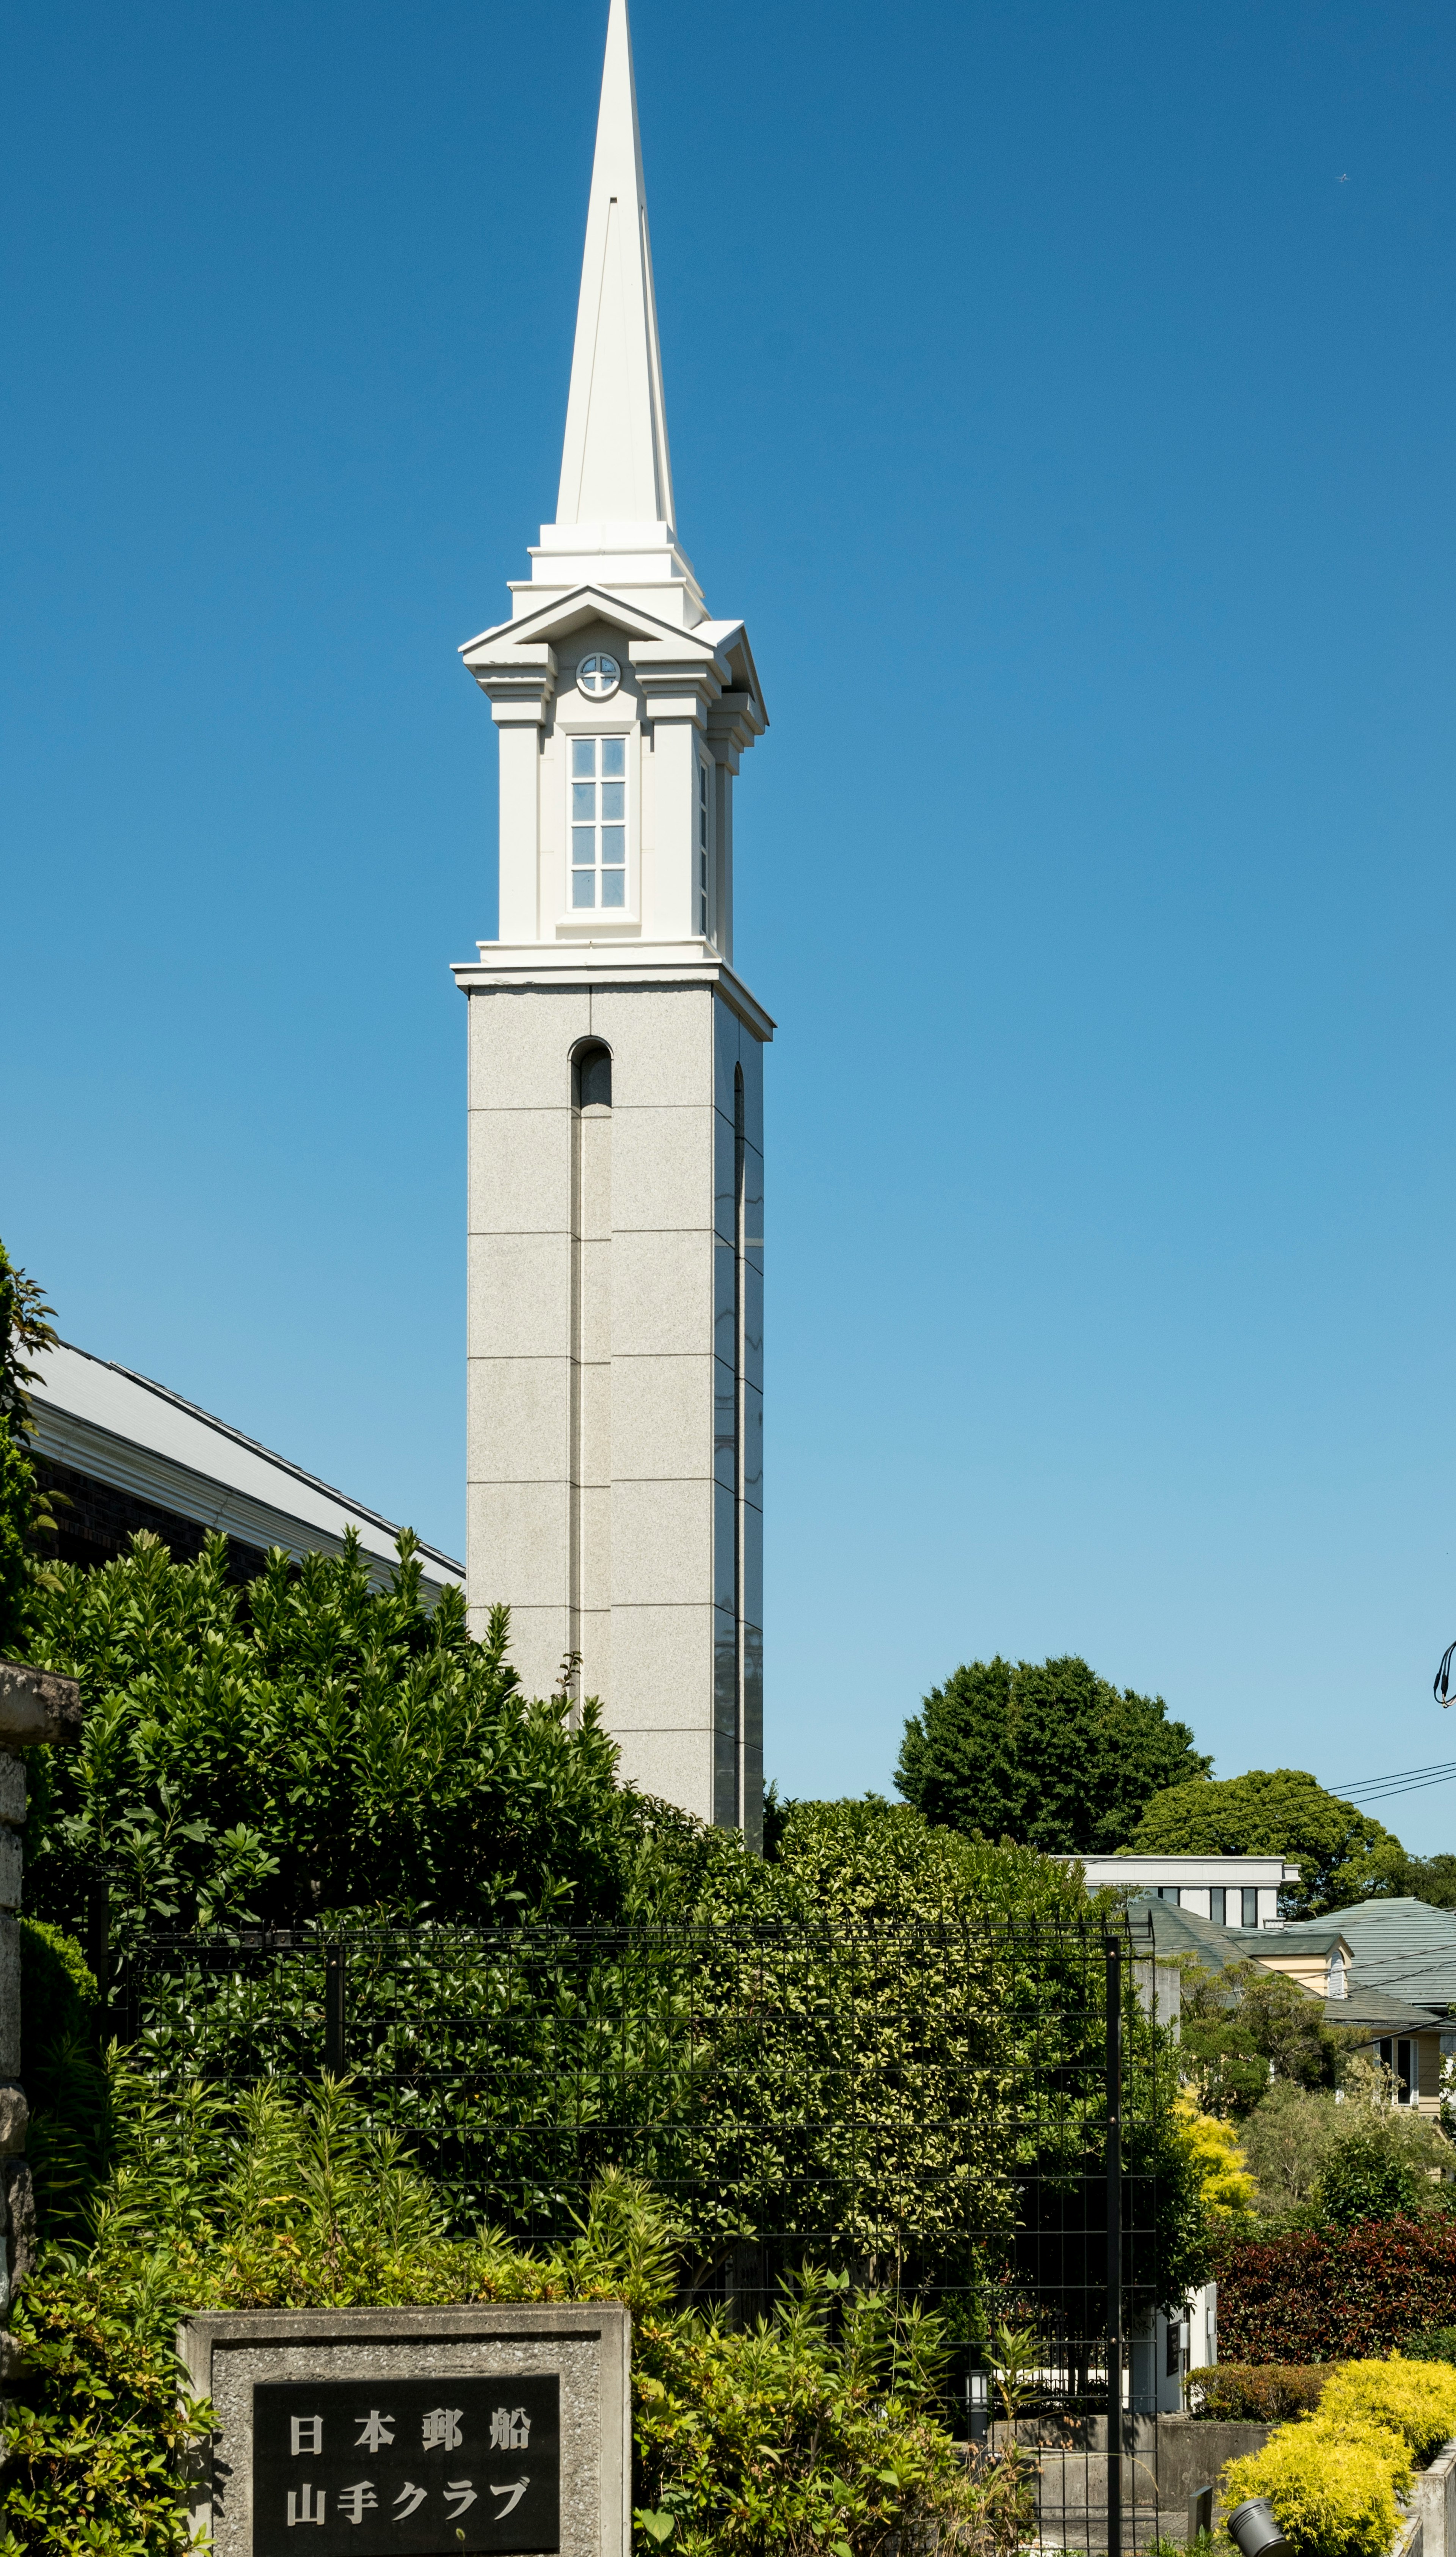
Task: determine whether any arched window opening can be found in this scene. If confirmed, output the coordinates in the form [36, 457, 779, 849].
[573, 1040, 612, 1110]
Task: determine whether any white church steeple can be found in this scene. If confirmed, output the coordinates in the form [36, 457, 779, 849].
[453, 0, 770, 1846]
[555, 0, 675, 535]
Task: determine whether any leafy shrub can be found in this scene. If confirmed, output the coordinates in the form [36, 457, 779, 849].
[1188, 2362, 1334, 2421]
[634, 2267, 1034, 2557]
[1215, 2355, 1456, 2557]
[5, 2064, 1030, 2557]
[2, 2272, 211, 2557]
[1317, 2134, 1434, 2231]
[1179, 1965, 1357, 2120]
[1239, 2083, 1345, 2210]
[1405, 2329, 1456, 2365]
[626, 1795, 1212, 2317]
[23, 1529, 637, 1938]
[19, 1917, 96, 2064]
[1176, 2095, 1256, 2221]
[1317, 2355, 1456, 2460]
[1234, 2058, 1448, 2229]
[1222, 2420, 1407, 2557]
[17, 1917, 107, 2241]
[1217, 2219, 1456, 2361]
[18, 1526, 1209, 2335]
[111, 1792, 1209, 2322]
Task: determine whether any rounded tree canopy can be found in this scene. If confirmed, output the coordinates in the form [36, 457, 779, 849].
[1130, 1767, 1404, 1917]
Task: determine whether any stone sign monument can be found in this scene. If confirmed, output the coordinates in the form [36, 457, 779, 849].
[178, 2303, 631, 2557]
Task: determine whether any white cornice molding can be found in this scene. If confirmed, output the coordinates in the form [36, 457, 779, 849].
[464, 584, 718, 664]
[451, 944, 775, 1044]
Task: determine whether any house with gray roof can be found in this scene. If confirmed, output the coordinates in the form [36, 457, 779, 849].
[1126, 1892, 1449, 2114]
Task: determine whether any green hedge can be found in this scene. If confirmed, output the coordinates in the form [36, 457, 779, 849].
[1188, 2362, 1334, 2421]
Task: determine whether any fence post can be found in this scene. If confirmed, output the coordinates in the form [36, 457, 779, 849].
[325, 1942, 347, 2076]
[1106, 1939, 1123, 2557]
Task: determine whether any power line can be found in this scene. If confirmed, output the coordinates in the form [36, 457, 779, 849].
[1327, 1758, 1456, 1805]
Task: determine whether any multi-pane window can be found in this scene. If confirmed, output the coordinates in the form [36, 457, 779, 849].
[697, 758, 709, 936]
[571, 737, 626, 909]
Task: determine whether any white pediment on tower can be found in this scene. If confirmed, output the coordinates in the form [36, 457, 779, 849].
[461, 585, 767, 744]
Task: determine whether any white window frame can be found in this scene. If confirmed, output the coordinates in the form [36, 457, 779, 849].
[562, 727, 635, 924]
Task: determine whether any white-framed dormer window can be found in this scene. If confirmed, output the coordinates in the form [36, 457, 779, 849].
[570, 736, 627, 910]
[697, 754, 711, 937]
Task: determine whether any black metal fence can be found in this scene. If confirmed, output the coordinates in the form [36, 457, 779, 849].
[108, 1911, 1190, 2551]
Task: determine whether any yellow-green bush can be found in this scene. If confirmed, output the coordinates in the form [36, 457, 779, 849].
[1318, 2357, 1456, 2462]
[1220, 2351, 1456, 2556]
[1222, 2418, 1409, 2557]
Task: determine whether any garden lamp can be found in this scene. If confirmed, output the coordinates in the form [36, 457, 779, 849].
[1227, 2498, 1290, 2557]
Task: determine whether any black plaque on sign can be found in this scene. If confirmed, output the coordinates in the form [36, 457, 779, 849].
[251, 2375, 559, 2557]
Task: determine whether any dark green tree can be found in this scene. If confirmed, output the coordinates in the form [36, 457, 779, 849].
[1130, 1769, 1404, 1917]
[1392, 1852, 1456, 1911]
[0, 1239, 58, 1659]
[894, 1653, 1209, 1854]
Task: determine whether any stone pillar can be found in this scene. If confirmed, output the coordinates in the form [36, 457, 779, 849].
[0, 1661, 83, 2369]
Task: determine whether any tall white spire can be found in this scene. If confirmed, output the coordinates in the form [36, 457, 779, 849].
[555, 0, 676, 534]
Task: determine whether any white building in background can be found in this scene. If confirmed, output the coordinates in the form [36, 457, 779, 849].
[1064, 1852, 1299, 1928]
[452, 0, 768, 1841]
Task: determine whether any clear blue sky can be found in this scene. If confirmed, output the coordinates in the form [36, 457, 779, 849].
[5, 1, 1455, 1844]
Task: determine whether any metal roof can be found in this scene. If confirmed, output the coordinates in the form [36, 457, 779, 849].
[1304, 1898, 1456, 2018]
[1124, 1896, 1253, 1970]
[1318, 1985, 1443, 2033]
[27, 1339, 465, 1591]
[1123, 1898, 1442, 2030]
[1222, 1923, 1349, 1956]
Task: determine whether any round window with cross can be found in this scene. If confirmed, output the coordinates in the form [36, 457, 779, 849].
[577, 652, 620, 699]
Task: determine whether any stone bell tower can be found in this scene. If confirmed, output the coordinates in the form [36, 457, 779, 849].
[452, 0, 769, 1843]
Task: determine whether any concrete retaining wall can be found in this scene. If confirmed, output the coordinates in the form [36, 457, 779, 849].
[1411, 2439, 1456, 2557]
[1154, 2415, 1271, 2522]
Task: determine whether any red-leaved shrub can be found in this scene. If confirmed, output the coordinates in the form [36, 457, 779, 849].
[1218, 2220, 1456, 2363]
